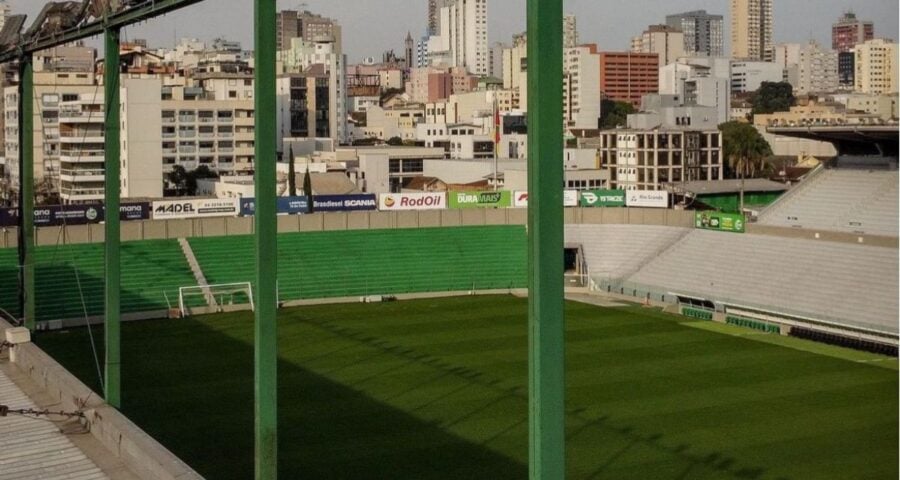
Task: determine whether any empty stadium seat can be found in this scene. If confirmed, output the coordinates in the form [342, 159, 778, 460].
[758, 169, 899, 236]
[188, 226, 528, 301]
[0, 240, 195, 322]
[565, 224, 690, 281]
[626, 230, 899, 335]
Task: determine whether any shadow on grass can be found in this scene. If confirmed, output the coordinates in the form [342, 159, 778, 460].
[36, 316, 528, 479]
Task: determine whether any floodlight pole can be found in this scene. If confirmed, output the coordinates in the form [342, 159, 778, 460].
[526, 0, 566, 478]
[104, 26, 122, 409]
[254, 1, 278, 478]
[17, 55, 35, 331]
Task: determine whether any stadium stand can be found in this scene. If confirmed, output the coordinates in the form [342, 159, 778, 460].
[623, 229, 899, 335]
[0, 240, 195, 322]
[758, 168, 899, 236]
[188, 226, 527, 301]
[564, 224, 689, 281]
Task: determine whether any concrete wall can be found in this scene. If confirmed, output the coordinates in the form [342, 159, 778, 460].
[0, 319, 203, 480]
[9, 207, 893, 249]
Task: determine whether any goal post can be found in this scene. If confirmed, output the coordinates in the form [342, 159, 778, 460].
[178, 282, 254, 317]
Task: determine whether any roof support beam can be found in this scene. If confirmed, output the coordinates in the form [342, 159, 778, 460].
[104, 26, 122, 409]
[17, 55, 34, 331]
[526, 0, 566, 478]
[254, 1, 278, 478]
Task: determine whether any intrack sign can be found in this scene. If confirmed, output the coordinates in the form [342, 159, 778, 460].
[580, 189, 626, 207]
[449, 191, 512, 209]
[625, 189, 669, 208]
[379, 193, 446, 211]
[152, 198, 240, 220]
[695, 211, 746, 233]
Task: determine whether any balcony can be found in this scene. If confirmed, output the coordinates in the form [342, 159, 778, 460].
[60, 168, 105, 182]
[60, 187, 105, 200]
[59, 150, 105, 162]
[58, 111, 105, 123]
[178, 146, 197, 154]
[59, 132, 105, 143]
[179, 116, 197, 123]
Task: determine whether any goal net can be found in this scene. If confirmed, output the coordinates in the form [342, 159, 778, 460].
[179, 282, 254, 317]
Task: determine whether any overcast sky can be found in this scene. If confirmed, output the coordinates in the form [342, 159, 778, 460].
[5, 0, 898, 61]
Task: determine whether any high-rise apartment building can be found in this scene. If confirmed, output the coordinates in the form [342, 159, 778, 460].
[775, 42, 839, 95]
[730, 0, 773, 61]
[425, 0, 488, 76]
[665, 10, 724, 57]
[854, 39, 899, 95]
[832, 12, 874, 53]
[564, 44, 602, 130]
[427, 0, 449, 36]
[563, 14, 579, 49]
[599, 52, 660, 108]
[276, 10, 342, 53]
[632, 25, 685, 66]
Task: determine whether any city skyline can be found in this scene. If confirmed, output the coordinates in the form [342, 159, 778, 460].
[3, 0, 898, 61]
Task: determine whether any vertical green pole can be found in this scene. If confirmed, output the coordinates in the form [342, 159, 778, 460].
[17, 55, 35, 330]
[254, 1, 278, 478]
[104, 27, 122, 409]
[527, 0, 565, 478]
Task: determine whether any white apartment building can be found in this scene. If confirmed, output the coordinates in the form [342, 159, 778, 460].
[563, 45, 602, 130]
[3, 72, 97, 202]
[854, 39, 899, 95]
[501, 33, 528, 111]
[659, 57, 731, 124]
[596, 128, 724, 190]
[427, 0, 489, 75]
[161, 84, 255, 176]
[730, 61, 783, 94]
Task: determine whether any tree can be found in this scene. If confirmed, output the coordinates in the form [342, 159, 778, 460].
[166, 165, 189, 196]
[750, 82, 795, 115]
[186, 165, 219, 196]
[166, 165, 219, 196]
[287, 145, 297, 197]
[719, 121, 773, 179]
[599, 100, 635, 129]
[386, 136, 404, 146]
[302, 168, 314, 214]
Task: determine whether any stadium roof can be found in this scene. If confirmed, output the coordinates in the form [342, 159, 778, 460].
[669, 179, 789, 195]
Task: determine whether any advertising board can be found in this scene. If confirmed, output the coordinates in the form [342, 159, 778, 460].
[625, 189, 668, 208]
[0, 203, 150, 227]
[379, 193, 446, 211]
[448, 191, 512, 209]
[695, 211, 746, 233]
[579, 189, 626, 207]
[152, 198, 240, 220]
[511, 190, 579, 207]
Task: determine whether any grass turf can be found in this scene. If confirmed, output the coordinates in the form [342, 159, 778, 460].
[36, 295, 898, 479]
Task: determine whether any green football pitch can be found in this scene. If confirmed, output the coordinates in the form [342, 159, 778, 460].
[37, 295, 898, 479]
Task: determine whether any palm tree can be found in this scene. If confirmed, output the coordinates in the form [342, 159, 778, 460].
[720, 122, 773, 179]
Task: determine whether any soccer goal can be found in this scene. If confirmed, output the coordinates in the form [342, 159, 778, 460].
[178, 282, 254, 317]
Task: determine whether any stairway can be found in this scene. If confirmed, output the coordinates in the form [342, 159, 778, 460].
[178, 238, 217, 309]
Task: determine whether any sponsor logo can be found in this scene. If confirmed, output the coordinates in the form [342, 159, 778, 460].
[479, 192, 502, 203]
[155, 203, 196, 214]
[384, 196, 396, 207]
[85, 208, 98, 221]
[582, 192, 597, 203]
[517, 192, 528, 202]
[399, 195, 442, 207]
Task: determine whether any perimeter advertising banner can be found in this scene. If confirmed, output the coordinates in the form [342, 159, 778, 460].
[239, 197, 310, 216]
[695, 211, 746, 233]
[511, 190, 579, 207]
[379, 193, 446, 211]
[580, 189, 626, 207]
[448, 191, 512, 209]
[152, 198, 240, 220]
[625, 189, 669, 208]
[239, 195, 377, 215]
[0, 203, 150, 227]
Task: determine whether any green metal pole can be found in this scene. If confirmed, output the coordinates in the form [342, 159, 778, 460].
[17, 55, 35, 330]
[104, 27, 122, 409]
[254, 1, 278, 478]
[526, 0, 565, 477]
